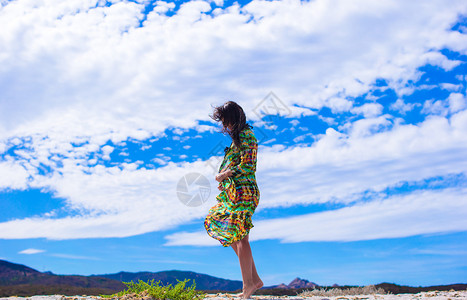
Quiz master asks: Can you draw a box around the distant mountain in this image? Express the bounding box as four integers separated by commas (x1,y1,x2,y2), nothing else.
0,260,243,296
0,260,42,284
2,259,467,297
374,282,467,294
0,260,125,297
93,270,242,291
265,277,319,289
288,277,319,289
261,278,467,296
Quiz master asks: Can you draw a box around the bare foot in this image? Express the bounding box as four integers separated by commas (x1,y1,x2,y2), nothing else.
239,279,263,299
255,279,264,290
241,283,258,299
233,290,245,298
235,279,263,298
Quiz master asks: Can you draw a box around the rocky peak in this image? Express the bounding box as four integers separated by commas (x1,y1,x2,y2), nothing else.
288,277,318,289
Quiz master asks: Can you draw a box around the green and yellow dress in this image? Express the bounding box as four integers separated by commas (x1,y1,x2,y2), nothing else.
204,125,260,247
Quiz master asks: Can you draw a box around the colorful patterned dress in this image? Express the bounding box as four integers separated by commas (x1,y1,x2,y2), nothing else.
204,125,260,247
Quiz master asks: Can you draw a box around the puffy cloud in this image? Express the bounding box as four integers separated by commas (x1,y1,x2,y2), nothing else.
0,158,222,239
0,0,466,241
448,92,466,113
253,110,467,209
101,145,114,160
0,0,466,146
351,103,384,118
1,109,467,239
421,92,467,116
0,158,30,190
390,98,419,114
422,99,449,116
164,186,467,245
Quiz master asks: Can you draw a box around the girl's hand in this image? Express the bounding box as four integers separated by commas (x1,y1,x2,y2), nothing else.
215,172,226,182
215,168,232,182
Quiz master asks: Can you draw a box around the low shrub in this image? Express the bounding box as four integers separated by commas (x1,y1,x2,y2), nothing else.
101,278,206,300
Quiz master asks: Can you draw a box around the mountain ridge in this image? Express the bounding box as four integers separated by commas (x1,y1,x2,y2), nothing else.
266,277,319,289
1,259,467,297
92,269,243,291
0,259,245,296
0,259,125,297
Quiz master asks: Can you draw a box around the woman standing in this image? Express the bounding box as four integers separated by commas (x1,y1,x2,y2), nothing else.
204,101,263,299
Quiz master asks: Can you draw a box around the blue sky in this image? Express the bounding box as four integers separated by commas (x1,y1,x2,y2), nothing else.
1,0,467,288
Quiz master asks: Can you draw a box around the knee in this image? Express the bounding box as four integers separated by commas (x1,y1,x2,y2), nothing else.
232,235,249,249
232,240,244,249
238,238,249,248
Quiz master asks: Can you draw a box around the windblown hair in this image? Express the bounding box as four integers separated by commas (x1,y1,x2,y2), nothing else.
210,101,252,149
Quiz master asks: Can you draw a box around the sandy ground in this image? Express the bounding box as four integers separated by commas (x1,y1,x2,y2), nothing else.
1,290,467,300
204,290,467,300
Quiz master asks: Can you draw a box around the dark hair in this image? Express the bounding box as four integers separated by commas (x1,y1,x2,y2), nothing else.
210,101,252,149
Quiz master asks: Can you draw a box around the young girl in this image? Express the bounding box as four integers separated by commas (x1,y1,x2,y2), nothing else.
204,101,264,299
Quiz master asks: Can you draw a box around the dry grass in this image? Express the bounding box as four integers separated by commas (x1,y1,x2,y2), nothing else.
298,285,388,297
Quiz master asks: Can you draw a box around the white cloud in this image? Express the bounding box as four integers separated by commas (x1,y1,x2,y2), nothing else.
153,1,176,14
441,83,462,92
409,247,467,256
325,97,353,113
345,114,392,138
1,109,467,240
0,0,466,241
0,0,465,146
0,158,225,239
50,253,100,260
165,230,219,247
422,99,449,116
164,187,467,246
351,103,383,118
19,248,45,255
421,92,466,116
421,51,462,71
289,120,299,127
448,92,466,113
101,145,114,160
293,133,313,143
390,98,419,114
0,158,30,190
254,110,467,209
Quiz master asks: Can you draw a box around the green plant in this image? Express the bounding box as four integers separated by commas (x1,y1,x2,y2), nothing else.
101,278,206,300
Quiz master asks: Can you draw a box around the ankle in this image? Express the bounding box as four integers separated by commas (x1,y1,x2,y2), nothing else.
243,280,255,287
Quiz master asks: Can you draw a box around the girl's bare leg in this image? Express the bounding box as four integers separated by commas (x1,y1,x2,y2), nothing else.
231,243,263,289
230,234,263,298
232,242,262,289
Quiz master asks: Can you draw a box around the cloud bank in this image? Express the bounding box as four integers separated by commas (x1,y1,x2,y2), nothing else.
0,0,466,243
